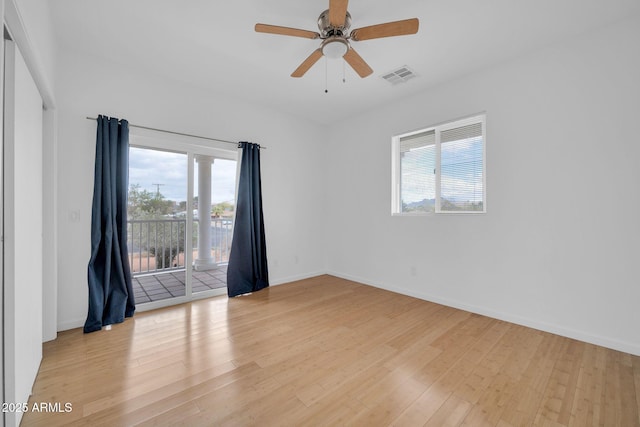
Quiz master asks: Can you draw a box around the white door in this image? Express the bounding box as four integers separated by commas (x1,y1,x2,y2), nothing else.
3,37,44,427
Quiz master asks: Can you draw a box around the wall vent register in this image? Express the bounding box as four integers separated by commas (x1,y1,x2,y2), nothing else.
382,66,417,85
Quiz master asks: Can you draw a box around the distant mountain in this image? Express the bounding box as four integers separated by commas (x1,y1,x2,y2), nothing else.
403,199,435,212
403,198,483,212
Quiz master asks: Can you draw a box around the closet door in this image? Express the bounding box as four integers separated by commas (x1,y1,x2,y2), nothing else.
3,38,44,427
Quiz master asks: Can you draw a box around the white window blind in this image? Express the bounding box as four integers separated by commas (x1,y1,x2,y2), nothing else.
400,130,435,213
440,122,484,212
393,114,485,215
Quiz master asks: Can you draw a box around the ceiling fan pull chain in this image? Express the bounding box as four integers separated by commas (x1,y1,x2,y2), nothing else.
343,59,346,83
325,57,329,93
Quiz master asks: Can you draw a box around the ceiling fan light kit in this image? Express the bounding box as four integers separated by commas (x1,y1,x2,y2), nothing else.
322,37,349,58
255,0,419,79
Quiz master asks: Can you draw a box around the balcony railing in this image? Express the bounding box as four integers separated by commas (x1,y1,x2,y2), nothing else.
127,217,233,275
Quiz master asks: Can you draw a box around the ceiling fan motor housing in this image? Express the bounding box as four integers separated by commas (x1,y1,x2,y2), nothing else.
318,9,351,37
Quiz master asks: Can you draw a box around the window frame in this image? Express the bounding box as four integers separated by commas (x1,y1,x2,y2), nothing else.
392,113,486,215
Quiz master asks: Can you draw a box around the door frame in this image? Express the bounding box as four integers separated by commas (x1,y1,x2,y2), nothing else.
2,2,57,426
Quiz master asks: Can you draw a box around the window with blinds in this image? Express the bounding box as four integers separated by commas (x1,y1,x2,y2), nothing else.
392,114,485,214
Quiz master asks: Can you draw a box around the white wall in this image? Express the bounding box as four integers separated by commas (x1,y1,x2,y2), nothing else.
55,50,327,330
325,15,640,355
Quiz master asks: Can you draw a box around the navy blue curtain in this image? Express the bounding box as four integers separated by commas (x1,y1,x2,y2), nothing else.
227,142,269,297
84,115,135,333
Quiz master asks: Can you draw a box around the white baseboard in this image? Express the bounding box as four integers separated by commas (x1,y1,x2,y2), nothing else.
326,270,640,357
57,317,85,332
270,271,327,286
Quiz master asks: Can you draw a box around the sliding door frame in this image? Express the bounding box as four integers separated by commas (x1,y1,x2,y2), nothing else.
130,127,237,312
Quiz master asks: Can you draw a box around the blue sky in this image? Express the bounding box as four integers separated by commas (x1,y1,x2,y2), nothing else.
128,147,237,204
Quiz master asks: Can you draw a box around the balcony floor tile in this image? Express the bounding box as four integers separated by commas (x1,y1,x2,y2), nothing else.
132,265,227,304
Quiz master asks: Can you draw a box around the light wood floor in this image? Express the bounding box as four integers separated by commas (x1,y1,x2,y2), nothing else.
22,275,640,426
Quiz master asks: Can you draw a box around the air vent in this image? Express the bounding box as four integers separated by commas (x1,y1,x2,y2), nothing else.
381,66,417,85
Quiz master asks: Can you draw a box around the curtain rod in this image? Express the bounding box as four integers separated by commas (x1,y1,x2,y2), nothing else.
85,117,266,149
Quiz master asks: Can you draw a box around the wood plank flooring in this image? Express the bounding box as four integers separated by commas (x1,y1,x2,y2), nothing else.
21,275,640,426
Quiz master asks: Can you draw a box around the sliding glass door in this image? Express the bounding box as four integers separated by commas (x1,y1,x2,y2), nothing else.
128,146,189,304
127,129,237,310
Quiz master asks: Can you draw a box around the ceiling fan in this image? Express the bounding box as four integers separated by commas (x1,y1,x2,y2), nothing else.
255,0,419,78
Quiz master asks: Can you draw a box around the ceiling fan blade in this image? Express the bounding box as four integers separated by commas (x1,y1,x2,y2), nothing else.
329,0,349,28
350,18,419,41
291,49,324,78
343,47,373,78
255,23,320,39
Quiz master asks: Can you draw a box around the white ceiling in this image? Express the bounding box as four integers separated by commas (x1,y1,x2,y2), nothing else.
50,0,640,125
